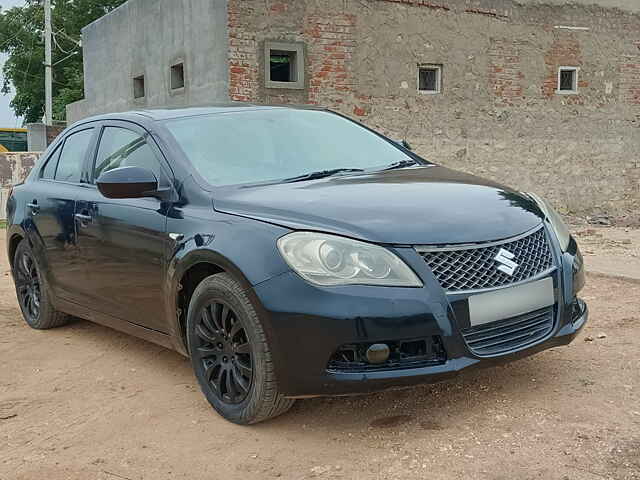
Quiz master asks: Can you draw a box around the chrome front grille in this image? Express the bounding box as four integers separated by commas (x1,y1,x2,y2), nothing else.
416,225,553,292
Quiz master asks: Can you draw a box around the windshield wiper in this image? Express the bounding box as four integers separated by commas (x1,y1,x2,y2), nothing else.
282,168,365,183
381,159,419,171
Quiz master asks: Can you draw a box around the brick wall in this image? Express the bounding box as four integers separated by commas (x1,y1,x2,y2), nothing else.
542,33,584,104
305,13,357,109
227,0,640,222
228,0,260,102
46,125,65,146
620,59,640,106
489,39,525,106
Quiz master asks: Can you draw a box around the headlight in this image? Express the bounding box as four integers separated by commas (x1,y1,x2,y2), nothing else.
527,193,571,251
277,232,423,287
573,248,585,295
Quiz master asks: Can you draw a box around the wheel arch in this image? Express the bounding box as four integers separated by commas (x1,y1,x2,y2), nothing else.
7,229,26,269
171,249,256,356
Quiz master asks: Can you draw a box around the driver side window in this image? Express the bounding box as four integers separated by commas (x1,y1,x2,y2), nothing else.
94,127,167,186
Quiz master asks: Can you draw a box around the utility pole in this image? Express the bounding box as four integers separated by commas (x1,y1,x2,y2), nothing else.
44,0,53,126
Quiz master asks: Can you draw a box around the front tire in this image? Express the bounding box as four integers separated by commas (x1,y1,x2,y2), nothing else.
13,240,71,329
186,273,295,424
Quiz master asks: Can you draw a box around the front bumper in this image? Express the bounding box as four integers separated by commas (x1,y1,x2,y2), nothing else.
251,236,588,398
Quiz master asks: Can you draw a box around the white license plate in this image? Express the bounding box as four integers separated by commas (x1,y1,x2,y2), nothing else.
468,277,555,327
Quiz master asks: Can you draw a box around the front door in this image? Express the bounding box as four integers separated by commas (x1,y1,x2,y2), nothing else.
74,122,173,333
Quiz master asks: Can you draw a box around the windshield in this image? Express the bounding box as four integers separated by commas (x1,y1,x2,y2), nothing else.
164,109,418,186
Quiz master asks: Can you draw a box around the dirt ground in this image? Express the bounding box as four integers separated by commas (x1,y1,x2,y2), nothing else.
572,226,640,283
1,231,639,480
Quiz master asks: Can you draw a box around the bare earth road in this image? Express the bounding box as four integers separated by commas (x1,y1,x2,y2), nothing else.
1,232,638,480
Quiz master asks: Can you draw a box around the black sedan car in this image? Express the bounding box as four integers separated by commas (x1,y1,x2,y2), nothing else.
6,105,587,424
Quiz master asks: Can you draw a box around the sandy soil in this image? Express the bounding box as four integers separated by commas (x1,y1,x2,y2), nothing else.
1,233,638,480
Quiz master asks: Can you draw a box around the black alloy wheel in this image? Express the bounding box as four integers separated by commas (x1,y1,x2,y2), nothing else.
192,301,254,404
186,273,295,424
12,240,70,329
15,248,42,323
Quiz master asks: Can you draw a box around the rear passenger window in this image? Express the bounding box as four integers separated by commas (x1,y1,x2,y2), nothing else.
40,146,61,179
55,129,94,183
94,127,166,185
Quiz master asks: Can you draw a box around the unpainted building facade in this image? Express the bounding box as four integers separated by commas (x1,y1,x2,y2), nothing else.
67,0,640,220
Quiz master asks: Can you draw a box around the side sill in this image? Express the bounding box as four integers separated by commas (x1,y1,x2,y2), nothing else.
56,297,175,351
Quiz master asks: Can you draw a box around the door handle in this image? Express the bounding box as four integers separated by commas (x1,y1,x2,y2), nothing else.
27,200,39,214
74,213,93,226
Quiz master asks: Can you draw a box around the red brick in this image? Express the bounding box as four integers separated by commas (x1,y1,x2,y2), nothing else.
620,59,640,105
353,106,366,116
270,2,287,14
542,34,583,101
488,38,525,105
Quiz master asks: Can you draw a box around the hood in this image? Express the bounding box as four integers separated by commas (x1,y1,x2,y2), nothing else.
213,166,544,245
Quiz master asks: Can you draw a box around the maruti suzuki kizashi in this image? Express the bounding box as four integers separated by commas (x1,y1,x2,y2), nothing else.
6,105,587,424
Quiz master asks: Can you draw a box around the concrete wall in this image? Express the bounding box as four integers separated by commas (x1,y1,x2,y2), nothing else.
228,0,640,221
26,124,47,152
68,0,639,220
67,0,229,122
529,0,640,13
0,152,39,189
26,123,65,151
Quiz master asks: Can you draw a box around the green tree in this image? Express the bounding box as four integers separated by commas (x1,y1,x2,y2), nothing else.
0,0,126,124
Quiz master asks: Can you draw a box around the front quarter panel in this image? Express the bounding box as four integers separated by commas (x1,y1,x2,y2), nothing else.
165,203,292,354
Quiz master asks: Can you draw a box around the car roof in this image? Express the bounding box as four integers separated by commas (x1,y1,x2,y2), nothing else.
74,103,328,125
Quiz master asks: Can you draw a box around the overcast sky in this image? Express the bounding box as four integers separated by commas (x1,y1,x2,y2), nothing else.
1,0,26,127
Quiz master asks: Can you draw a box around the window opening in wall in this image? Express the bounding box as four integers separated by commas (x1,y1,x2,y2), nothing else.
133,75,145,99
270,50,297,83
418,65,442,93
171,63,185,90
557,67,578,94
264,41,305,90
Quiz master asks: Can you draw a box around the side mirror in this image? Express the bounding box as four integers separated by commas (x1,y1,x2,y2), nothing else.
96,166,159,199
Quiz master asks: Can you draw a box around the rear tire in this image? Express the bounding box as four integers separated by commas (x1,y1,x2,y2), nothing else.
186,273,295,424
13,240,71,329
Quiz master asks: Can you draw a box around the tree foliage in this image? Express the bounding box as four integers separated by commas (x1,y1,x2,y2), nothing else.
0,0,126,124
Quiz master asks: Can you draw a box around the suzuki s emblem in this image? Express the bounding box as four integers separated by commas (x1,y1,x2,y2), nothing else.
494,248,519,276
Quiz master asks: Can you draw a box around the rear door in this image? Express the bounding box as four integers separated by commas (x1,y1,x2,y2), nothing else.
74,121,173,332
25,126,97,303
